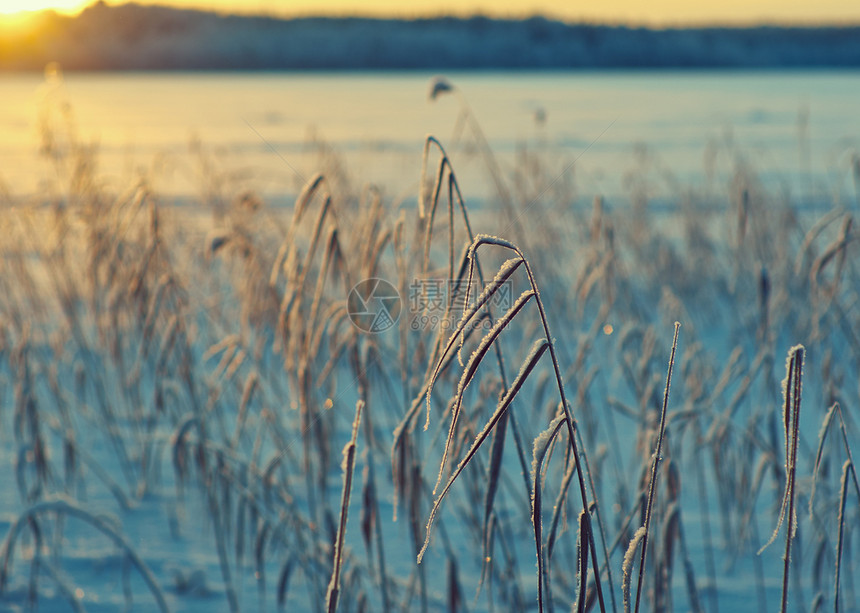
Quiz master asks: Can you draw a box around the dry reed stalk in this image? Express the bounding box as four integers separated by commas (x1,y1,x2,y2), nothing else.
574,508,591,613
532,413,567,612
395,141,534,561
325,400,364,613
276,557,296,610
230,371,259,450
417,308,541,563
0,496,169,613
623,526,647,613
269,173,326,288
794,208,845,277
810,403,860,513
425,161,531,612
415,231,612,611
430,287,534,493
834,459,854,613
545,438,579,562
758,345,804,613
809,402,859,612
446,555,465,612
633,322,680,613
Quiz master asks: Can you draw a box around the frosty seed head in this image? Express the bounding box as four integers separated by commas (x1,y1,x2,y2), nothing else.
428,76,453,101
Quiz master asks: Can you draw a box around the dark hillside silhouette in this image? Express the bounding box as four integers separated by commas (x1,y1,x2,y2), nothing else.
2,1,859,70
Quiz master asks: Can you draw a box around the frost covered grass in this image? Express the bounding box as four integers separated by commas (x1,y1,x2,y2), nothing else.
0,92,859,613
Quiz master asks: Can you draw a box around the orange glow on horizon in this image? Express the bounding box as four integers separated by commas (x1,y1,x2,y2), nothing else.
0,1,90,15
0,0,858,25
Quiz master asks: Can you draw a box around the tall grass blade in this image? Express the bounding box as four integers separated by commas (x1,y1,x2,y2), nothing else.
758,345,803,613
418,336,548,563
532,413,567,613
633,322,680,613
835,459,854,613
432,289,536,495
325,400,364,613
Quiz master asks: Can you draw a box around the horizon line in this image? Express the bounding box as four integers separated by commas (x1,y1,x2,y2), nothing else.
9,1,860,30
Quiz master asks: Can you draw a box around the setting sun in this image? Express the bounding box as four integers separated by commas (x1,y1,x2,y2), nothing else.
0,1,89,14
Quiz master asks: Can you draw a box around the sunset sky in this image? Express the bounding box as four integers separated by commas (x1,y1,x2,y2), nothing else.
1,0,859,25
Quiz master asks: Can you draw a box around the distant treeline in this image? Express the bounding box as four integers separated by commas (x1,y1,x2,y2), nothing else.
3,1,860,70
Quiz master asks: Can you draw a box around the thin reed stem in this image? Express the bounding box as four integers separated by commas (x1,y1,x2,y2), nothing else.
326,400,364,613
633,322,680,613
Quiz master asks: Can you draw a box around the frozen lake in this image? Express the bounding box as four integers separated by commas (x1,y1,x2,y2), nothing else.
2,70,859,203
